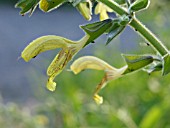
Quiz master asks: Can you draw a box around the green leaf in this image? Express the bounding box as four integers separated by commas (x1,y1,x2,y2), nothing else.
15,0,40,16
105,15,130,45
47,0,66,11
80,19,112,45
143,63,162,74
162,53,170,75
39,0,65,12
122,54,154,74
130,0,150,12
106,24,125,45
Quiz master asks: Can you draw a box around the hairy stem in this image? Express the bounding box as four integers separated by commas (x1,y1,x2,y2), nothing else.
97,0,169,56
130,18,169,56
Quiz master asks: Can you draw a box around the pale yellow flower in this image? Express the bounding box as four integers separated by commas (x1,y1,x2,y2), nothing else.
70,56,127,104
21,35,90,91
95,2,113,21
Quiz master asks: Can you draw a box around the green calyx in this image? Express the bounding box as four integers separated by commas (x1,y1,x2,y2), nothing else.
122,54,156,74
80,19,112,46
105,14,131,45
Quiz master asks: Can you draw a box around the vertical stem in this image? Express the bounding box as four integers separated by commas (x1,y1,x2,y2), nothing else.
130,18,169,56
97,0,169,56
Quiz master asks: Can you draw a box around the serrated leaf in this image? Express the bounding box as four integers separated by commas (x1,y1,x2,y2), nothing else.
39,0,65,12
130,0,150,12
122,54,154,74
15,0,40,15
162,53,170,75
80,19,112,45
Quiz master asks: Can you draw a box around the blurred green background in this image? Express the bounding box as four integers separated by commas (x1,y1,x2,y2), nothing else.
0,0,170,128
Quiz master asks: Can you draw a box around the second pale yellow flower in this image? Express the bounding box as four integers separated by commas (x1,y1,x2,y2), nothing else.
70,56,127,104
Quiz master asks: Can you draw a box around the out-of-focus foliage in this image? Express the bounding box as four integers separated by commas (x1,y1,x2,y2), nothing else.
1,65,170,127
1,0,170,128
0,98,48,128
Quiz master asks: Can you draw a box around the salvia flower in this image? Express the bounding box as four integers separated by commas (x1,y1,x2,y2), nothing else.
94,2,113,21
21,34,90,91
70,56,128,104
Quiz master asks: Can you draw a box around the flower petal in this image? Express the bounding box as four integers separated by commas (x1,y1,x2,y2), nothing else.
21,35,76,62
46,75,56,91
94,2,102,15
47,48,71,76
94,2,113,21
46,47,78,91
93,94,103,105
46,35,90,91
76,1,92,21
106,66,128,80
70,56,117,74
100,11,109,21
